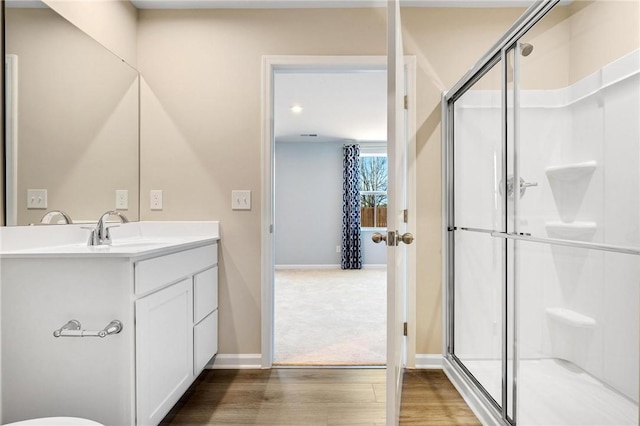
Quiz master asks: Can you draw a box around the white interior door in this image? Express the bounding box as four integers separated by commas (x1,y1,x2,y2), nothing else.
386,1,411,424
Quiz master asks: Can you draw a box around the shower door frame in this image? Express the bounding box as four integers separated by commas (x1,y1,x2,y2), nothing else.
441,1,561,425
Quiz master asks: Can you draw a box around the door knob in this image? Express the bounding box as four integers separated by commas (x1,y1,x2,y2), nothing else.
399,232,414,245
372,231,414,246
372,232,387,244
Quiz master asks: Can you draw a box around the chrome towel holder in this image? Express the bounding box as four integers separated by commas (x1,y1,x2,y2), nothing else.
53,319,123,338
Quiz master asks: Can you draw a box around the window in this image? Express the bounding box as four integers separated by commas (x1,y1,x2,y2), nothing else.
360,154,387,229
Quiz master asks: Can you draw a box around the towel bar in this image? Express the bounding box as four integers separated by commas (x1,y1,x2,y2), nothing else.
53,319,123,338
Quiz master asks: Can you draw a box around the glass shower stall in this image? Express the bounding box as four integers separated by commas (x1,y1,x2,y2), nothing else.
442,0,640,424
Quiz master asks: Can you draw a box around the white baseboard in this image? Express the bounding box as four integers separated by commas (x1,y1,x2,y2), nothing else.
414,354,443,369
362,264,386,269
209,353,442,370
207,354,263,369
275,264,386,270
275,264,341,270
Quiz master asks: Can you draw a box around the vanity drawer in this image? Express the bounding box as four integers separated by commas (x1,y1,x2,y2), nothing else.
135,243,217,295
194,309,218,375
194,266,218,323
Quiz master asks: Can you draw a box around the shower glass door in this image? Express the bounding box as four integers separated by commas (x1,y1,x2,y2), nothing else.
451,59,507,411
513,3,640,424
445,1,639,425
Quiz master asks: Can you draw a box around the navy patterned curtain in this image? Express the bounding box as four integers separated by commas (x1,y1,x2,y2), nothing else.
341,144,362,269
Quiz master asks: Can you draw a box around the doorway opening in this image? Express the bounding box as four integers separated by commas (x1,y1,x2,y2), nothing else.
261,55,416,370
272,69,388,366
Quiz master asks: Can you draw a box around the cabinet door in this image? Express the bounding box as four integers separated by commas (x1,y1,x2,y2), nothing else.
136,278,193,426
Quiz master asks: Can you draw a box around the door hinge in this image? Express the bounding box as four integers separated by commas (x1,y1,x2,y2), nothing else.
403,209,408,223
404,95,408,110
403,322,408,336
269,224,274,233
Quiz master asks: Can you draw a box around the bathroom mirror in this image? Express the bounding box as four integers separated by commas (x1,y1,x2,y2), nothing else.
4,1,139,225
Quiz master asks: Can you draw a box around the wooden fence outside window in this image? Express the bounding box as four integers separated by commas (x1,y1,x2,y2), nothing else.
361,207,387,228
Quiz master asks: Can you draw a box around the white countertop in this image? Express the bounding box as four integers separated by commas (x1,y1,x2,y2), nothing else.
0,221,219,258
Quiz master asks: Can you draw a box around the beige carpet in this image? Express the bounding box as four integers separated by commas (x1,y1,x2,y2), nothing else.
274,268,386,366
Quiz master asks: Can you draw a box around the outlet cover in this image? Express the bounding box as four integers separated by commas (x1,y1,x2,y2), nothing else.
116,190,129,210
27,189,47,209
232,190,251,210
150,190,163,210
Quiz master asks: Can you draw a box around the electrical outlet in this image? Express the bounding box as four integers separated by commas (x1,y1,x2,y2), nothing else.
150,190,163,210
231,190,251,210
116,190,128,210
336,245,341,253
27,189,47,209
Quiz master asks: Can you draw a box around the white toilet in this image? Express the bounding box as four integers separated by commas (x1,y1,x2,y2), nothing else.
4,417,103,425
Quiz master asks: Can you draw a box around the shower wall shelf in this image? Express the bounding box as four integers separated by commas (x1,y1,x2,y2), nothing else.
546,307,596,328
545,221,598,239
545,161,597,181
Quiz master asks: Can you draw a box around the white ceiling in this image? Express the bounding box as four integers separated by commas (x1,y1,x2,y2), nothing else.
274,71,387,143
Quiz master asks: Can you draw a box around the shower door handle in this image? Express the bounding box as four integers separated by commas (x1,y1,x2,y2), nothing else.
501,176,538,198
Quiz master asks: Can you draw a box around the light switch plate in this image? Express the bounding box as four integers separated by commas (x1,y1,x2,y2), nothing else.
232,190,251,210
116,190,129,210
150,190,163,210
27,189,47,209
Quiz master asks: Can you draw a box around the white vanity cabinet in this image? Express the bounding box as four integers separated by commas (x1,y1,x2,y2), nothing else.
134,244,218,426
0,226,219,426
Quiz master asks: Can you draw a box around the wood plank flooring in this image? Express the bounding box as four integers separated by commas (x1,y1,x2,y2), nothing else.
160,368,480,425
400,370,481,425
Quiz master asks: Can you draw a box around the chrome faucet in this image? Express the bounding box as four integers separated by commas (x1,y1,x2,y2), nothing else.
85,210,129,246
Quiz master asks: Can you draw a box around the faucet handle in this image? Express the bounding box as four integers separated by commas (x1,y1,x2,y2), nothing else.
80,226,99,246
103,223,122,244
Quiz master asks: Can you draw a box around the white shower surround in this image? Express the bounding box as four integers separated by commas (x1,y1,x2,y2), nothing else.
453,48,640,416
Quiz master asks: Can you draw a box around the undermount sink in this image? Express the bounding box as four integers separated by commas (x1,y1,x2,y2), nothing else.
92,239,175,249
72,234,214,255
114,240,173,247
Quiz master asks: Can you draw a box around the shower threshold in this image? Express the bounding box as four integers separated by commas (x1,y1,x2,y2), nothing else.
462,358,637,425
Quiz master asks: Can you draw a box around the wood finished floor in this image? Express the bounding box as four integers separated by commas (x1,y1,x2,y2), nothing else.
160,369,480,425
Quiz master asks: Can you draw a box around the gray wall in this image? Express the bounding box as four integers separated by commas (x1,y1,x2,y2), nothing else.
361,229,387,266
275,141,386,266
275,141,343,266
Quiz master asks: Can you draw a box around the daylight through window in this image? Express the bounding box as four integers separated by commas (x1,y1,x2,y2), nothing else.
360,154,387,229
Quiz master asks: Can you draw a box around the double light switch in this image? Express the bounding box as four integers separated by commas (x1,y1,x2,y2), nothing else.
232,190,251,210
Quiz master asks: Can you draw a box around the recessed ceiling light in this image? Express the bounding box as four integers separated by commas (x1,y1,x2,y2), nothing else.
290,105,303,114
